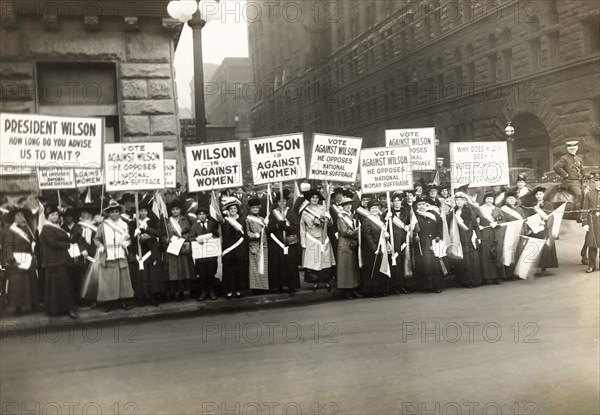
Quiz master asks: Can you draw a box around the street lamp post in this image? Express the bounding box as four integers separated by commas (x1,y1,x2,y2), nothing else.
168,0,208,143
505,121,515,166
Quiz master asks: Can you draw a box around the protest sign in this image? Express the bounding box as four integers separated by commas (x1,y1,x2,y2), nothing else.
0,163,33,175
164,159,177,189
74,168,103,188
185,142,243,192
449,141,510,190
360,147,413,194
37,167,76,190
308,133,362,182
248,133,306,185
104,143,165,191
1,113,103,168
385,128,436,170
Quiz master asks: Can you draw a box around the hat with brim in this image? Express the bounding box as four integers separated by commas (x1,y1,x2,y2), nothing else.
391,191,404,201
247,197,261,208
505,190,518,200
6,206,31,223
483,192,495,201
531,186,547,195
304,189,324,202
44,204,61,217
118,193,134,204
168,199,184,212
337,197,354,207
565,140,579,147
454,192,469,200
415,195,428,204
103,201,126,214
367,200,382,209
222,196,241,211
589,171,600,181
196,206,210,214
77,203,98,216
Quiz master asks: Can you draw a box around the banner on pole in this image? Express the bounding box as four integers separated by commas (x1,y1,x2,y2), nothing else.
74,168,103,188
308,133,362,182
248,133,306,185
1,113,103,168
104,143,165,191
164,159,177,189
185,142,243,192
37,167,76,190
385,128,436,171
449,141,510,190
360,146,413,194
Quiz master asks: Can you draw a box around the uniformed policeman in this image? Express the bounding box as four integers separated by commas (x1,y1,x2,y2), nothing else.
553,140,585,209
582,171,600,273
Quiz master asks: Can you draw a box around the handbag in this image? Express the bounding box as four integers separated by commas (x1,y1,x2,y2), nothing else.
285,234,299,245
349,239,359,251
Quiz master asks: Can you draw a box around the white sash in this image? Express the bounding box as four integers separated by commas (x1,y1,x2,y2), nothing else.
534,204,549,221
103,219,128,260
121,213,132,222
44,221,69,237
272,208,290,226
10,223,31,245
246,215,266,228
392,216,407,231
478,205,497,225
364,214,385,231
225,216,244,235
501,205,524,221
247,215,266,273
339,212,355,230
454,210,469,232
169,216,183,237
416,210,437,222
356,207,369,218
222,236,244,257
78,220,97,245
270,233,289,255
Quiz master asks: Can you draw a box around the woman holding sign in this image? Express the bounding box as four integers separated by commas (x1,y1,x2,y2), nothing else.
476,192,506,284
221,197,248,299
93,201,135,312
165,200,195,301
413,196,445,293
360,199,391,297
300,190,335,292
336,197,361,299
246,197,270,292
1,207,35,315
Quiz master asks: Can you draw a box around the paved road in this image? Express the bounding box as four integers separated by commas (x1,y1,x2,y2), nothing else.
1,222,598,415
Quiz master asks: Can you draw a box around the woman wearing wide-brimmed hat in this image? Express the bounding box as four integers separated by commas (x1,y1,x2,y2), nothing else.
336,197,361,299
39,204,79,319
245,197,269,292
1,206,36,315
525,186,559,276
93,201,135,312
475,192,506,284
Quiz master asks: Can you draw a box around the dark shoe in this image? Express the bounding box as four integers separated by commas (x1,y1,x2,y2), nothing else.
325,283,332,293
540,268,547,277
104,303,113,313
312,283,319,292
276,286,284,293
121,300,131,311
68,310,79,320
198,290,208,301
235,291,242,298
586,268,596,273
226,292,233,300
209,289,217,300
351,290,363,299
176,292,185,302
468,284,473,289
344,290,353,300
149,296,160,307
493,279,500,285
581,257,589,265
288,288,296,297
435,289,442,293
15,307,22,316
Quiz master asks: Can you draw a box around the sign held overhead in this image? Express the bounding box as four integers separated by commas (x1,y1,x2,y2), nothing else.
308,133,362,183
385,127,436,171
185,142,243,192
104,143,165,191
360,146,414,194
248,133,306,185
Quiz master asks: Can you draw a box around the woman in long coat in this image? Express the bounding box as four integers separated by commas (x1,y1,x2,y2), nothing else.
582,173,600,273
245,197,269,291
447,192,482,288
165,199,195,301
70,203,98,304
527,186,559,276
266,191,300,296
221,197,248,299
360,200,390,296
1,207,35,315
93,201,135,312
39,204,78,318
336,197,361,299
413,196,445,293
476,192,506,284
300,190,335,291
131,200,164,306
388,192,409,294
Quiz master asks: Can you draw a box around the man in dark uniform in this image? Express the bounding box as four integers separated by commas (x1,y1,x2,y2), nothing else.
582,172,600,273
553,140,585,209
436,157,451,184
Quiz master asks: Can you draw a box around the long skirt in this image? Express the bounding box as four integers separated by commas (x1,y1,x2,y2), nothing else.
302,235,335,271
133,260,165,298
269,244,301,289
222,250,247,292
479,229,506,280
166,253,194,281
45,266,74,315
6,268,33,308
97,260,134,302
361,251,390,294
414,250,445,290
248,240,269,290
453,250,483,286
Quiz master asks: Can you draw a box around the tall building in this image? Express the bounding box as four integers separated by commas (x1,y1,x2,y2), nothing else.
248,0,600,174
205,57,253,139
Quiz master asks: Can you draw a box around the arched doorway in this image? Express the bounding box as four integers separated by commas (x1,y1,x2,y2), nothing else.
510,113,552,177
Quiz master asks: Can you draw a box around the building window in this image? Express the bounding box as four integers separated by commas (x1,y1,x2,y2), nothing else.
548,31,560,65
546,0,559,25
583,19,599,55
487,35,498,83
501,28,512,80
350,15,359,39
454,48,463,90
407,14,415,49
424,15,432,41
365,2,376,28
529,38,541,71
337,24,345,48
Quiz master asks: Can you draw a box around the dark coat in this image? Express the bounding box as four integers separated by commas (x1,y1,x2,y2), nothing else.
583,188,600,248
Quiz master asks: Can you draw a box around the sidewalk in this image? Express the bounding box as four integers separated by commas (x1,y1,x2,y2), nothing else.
0,282,337,336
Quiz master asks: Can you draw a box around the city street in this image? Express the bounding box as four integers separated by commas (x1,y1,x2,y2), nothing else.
1,222,598,415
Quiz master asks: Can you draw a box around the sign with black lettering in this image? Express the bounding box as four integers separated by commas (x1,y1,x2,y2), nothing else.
37,167,76,190
385,128,436,170
1,113,103,168
449,141,510,190
185,142,242,192
360,147,413,194
104,143,165,191
308,133,362,182
248,133,306,185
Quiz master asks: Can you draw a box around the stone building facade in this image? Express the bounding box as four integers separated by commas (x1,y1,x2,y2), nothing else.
0,0,186,180
248,0,600,176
